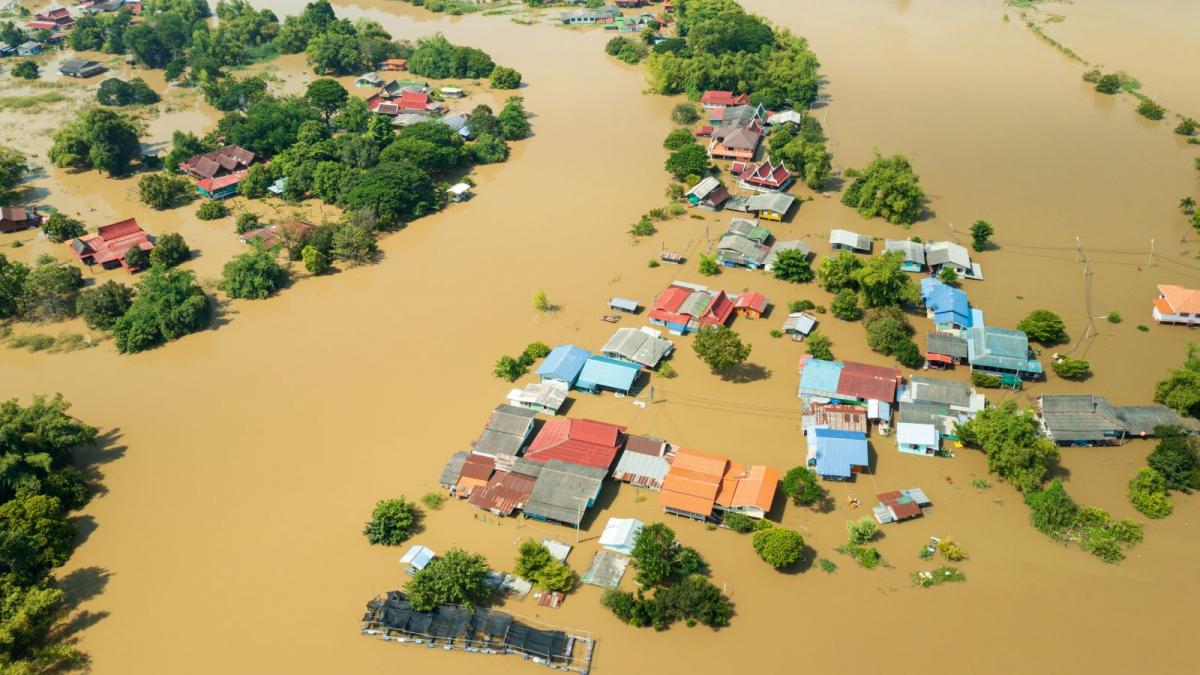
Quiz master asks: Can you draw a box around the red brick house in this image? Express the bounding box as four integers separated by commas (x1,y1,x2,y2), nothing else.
67,218,153,272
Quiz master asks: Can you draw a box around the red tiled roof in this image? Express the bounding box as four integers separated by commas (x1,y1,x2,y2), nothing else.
524,418,626,470
468,470,537,515
70,218,152,268
734,292,768,314
459,454,496,481
181,146,255,179
838,361,902,403
700,91,748,107
26,21,58,30
742,160,790,188
879,491,922,521
398,91,429,110
196,171,247,194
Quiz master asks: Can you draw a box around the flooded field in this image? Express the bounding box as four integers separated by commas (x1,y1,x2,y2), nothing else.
3,1,1200,673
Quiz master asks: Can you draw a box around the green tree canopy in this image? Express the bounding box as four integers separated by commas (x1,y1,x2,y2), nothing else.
363,497,420,546
219,248,288,300
407,33,495,79
840,153,926,225
1017,309,1068,345
1146,428,1200,492
957,400,1060,493
111,266,210,353
665,143,709,180
489,66,522,89
691,325,751,372
854,251,917,308
75,280,134,330
0,146,28,206
150,232,190,268
817,251,862,292
49,108,142,176
752,526,805,568
405,548,491,612
771,248,814,283
304,77,349,120
40,213,86,244
781,466,826,507
345,162,438,228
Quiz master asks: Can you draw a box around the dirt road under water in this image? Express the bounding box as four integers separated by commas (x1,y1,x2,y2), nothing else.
3,1,1200,673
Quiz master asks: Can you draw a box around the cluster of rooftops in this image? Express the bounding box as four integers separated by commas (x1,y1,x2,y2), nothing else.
4,6,123,73
437,406,780,528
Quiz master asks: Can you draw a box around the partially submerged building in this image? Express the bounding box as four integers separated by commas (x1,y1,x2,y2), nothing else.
600,326,674,369
536,345,591,388
648,282,735,335
797,356,903,420
0,206,41,234
806,427,870,481
733,292,769,320
763,240,812,271
782,311,817,339
598,517,644,555
524,418,626,470
506,380,569,415
1152,284,1200,326
685,176,729,210
470,405,538,458
716,233,771,269
611,435,671,490
523,460,608,527
925,241,979,278
67,217,153,272
1037,395,1127,446
895,422,940,456
926,331,969,369
467,459,541,517
829,229,872,253
962,315,1043,381
180,145,256,199
873,488,931,524
884,239,926,272
920,277,973,332
658,447,778,521
576,356,641,395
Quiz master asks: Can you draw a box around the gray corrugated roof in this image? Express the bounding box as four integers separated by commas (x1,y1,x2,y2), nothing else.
898,401,952,426
488,405,537,434
717,233,769,265
600,327,673,368
885,239,926,264
908,376,972,407
830,229,870,251
612,450,670,489
523,460,607,525
1040,395,1126,441
438,451,469,487
925,241,971,268
1113,405,1200,436
927,332,968,359
746,192,795,215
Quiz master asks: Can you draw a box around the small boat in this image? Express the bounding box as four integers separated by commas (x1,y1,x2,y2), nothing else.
601,315,622,323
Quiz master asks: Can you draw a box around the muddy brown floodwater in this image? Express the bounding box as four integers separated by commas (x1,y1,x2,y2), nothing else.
2,1,1200,673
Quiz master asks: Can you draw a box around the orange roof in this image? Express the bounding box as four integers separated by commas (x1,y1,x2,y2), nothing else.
717,465,779,512
1158,285,1200,314
659,447,727,517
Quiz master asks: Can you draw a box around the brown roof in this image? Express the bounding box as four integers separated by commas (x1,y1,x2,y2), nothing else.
181,145,255,179
0,207,29,221
878,491,923,521
459,454,496,481
624,434,667,457
468,470,537,515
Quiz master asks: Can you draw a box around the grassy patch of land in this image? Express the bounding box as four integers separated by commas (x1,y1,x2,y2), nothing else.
0,92,70,111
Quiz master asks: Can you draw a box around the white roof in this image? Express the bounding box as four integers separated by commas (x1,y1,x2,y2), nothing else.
925,241,972,268
767,110,804,125
541,539,572,562
885,239,926,264
783,312,816,335
599,518,644,551
506,380,568,413
399,544,436,569
896,422,939,446
830,229,871,251
686,176,720,199
448,182,471,195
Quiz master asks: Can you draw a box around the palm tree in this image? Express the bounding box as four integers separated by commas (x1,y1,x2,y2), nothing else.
1182,197,1197,214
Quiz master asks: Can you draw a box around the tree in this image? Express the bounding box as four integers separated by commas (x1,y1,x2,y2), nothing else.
75,280,134,330
1017,309,1068,345
304,78,349,121
123,245,150,272
630,522,677,587
1146,429,1200,491
692,325,751,372
220,248,288,299
1181,197,1197,214
1154,345,1200,417
781,466,826,507
469,133,509,164
665,143,709,180
663,128,696,152
493,355,525,382
752,526,805,569
846,517,878,545
489,66,522,89
671,102,700,125
49,108,142,176
0,253,29,319
407,34,494,79
40,213,86,243
150,232,190,268
830,288,862,321
19,259,81,322
164,130,214,173
0,494,76,581
138,173,194,209
235,212,262,235
652,575,732,628
697,253,720,276
722,512,755,533
111,266,210,353
513,540,575,592
330,222,378,265
957,400,1060,493
937,267,958,285
532,289,551,312
604,36,647,64
498,96,531,140
216,98,320,157
970,220,994,252
805,330,833,360
345,161,438,228
1176,118,1198,136
1023,479,1079,536
363,497,419,545
0,145,27,206
894,339,924,369
405,548,491,612
1052,357,1090,380
301,245,331,275
854,251,916,308
841,153,926,225
12,60,38,79
533,559,576,593
383,121,467,173
865,307,913,355
1127,467,1172,519
817,251,862,292
1095,73,1121,94
772,248,814,283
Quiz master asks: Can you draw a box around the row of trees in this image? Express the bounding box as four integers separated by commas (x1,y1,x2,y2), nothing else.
0,395,100,672
1127,427,1200,519
767,115,832,190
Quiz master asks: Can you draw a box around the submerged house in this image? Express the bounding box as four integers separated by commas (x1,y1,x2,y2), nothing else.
733,159,792,192
830,229,872,253
699,90,749,109
536,345,591,388
920,277,973,333
506,380,569,415
523,460,608,527
963,316,1043,381
885,239,926,272
733,292,769,320
470,405,538,458
806,427,870,481
600,326,674,369
453,453,496,500
925,241,976,278
559,7,620,24
612,435,671,490
368,89,432,116
685,176,729,210
467,458,541,517
782,311,817,338
726,218,771,245
709,104,765,127
716,233,771,269
180,145,255,199
1112,405,1200,437
58,59,104,78
803,403,868,434
895,422,940,456
873,488,931,524
575,356,641,395
598,517,644,555
797,356,903,420
438,452,469,490
744,192,796,221
926,331,969,369
1152,284,1200,326
67,218,153,272
658,447,778,521
0,207,41,234
707,123,762,161
648,282,735,335
524,418,626,471
1037,395,1127,446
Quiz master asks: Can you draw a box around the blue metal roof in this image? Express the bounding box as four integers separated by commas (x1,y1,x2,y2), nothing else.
812,428,869,478
576,356,640,393
536,345,591,385
799,358,843,396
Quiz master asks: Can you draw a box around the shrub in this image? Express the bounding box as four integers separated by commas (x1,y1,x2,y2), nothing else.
1127,467,1172,519
12,60,38,79
830,288,862,321
630,216,656,237
722,512,755,533
302,245,331,275
41,213,86,243
493,355,526,381
698,254,720,276
1176,118,1198,136
971,371,1002,388
235,212,261,235
111,266,209,353
196,201,230,220
840,153,925,225
489,66,522,89
1106,311,1121,324
149,232,190,268
533,289,551,312
789,299,815,312
671,102,700,125
936,538,967,561
523,341,551,360
420,492,445,510
1052,357,1090,380
1095,73,1121,94
657,362,677,379
1137,99,1166,121
817,558,837,573
1146,430,1200,491
847,517,878,545
663,128,696,152
363,497,420,546
937,267,958,284
405,548,490,612
752,527,805,569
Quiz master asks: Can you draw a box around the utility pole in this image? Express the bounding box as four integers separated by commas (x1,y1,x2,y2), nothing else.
1148,238,1155,269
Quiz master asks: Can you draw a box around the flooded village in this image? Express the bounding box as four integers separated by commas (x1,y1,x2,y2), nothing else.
3,1,1200,674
